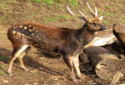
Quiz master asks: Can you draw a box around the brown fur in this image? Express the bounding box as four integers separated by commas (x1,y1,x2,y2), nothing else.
7,18,106,82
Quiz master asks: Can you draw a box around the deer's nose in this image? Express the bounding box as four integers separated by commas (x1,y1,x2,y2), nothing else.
101,27,107,30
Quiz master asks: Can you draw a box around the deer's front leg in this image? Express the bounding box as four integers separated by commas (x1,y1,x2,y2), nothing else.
72,55,82,79
62,55,78,82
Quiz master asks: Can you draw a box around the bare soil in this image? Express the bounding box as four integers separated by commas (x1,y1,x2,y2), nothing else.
0,0,125,85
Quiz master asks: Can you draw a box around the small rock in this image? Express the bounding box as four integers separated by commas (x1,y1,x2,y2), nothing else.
24,83,29,85
33,82,38,85
53,78,58,81
91,82,96,85
119,84,125,85
30,69,38,73
3,80,8,83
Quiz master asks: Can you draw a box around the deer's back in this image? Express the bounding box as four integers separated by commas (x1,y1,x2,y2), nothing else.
7,22,78,54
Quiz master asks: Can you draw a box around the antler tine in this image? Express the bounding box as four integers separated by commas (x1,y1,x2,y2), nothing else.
67,5,87,23
78,10,86,17
86,2,96,17
95,7,98,17
78,10,88,20
67,5,76,16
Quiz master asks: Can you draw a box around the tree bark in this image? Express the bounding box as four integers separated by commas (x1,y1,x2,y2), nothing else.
83,46,125,80
113,23,125,51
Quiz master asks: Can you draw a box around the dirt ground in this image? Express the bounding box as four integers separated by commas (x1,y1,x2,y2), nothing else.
0,0,125,85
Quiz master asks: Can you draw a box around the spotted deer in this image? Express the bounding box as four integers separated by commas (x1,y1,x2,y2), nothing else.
7,3,106,82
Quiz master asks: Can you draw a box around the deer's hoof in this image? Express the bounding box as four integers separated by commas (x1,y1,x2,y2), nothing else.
7,71,13,76
20,66,29,72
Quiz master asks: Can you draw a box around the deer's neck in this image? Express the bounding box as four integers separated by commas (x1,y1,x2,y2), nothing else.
75,25,95,45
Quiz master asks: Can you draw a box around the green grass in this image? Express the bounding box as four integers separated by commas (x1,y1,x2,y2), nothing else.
88,0,93,2
67,0,78,5
0,29,3,34
105,12,111,16
26,0,78,5
0,0,11,9
0,14,12,24
113,12,117,16
0,64,6,74
116,0,125,2
106,6,112,9
43,14,76,23
0,69,6,74
103,20,109,24
44,16,59,23
45,0,54,5
0,55,9,61
58,15,72,20
0,1,13,24
1,64,5,69
119,19,125,23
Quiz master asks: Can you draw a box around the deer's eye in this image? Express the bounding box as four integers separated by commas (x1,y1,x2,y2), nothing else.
93,23,96,26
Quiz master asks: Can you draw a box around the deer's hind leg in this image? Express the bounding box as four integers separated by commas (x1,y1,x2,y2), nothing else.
7,45,29,76
18,46,31,71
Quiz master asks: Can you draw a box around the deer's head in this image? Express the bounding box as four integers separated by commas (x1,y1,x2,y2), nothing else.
67,2,107,31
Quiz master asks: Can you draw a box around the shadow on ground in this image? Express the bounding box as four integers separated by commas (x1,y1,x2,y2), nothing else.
0,48,63,76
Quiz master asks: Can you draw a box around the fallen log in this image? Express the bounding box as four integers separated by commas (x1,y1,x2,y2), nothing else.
83,31,117,49
110,40,124,53
110,71,123,85
79,31,117,63
113,23,125,51
83,46,125,80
